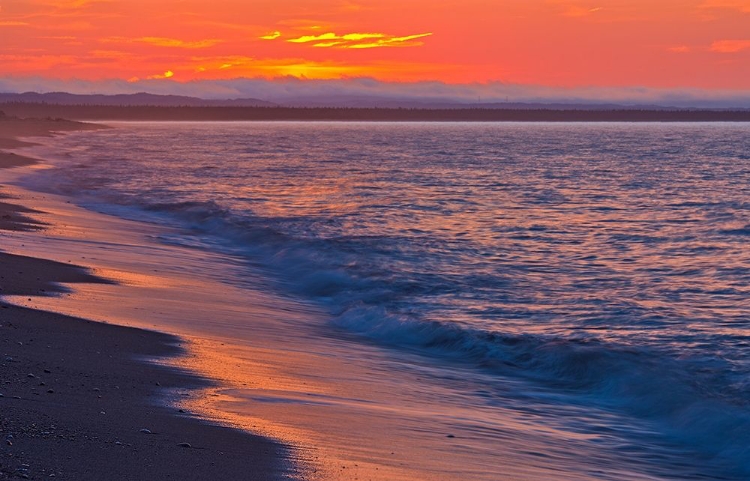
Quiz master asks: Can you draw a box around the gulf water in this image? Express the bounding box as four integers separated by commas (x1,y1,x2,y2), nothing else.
17,122,750,480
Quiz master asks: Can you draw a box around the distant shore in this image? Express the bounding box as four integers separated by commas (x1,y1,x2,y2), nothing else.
3,102,750,122
0,118,288,480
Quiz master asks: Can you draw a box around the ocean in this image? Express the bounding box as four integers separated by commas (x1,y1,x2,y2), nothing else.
13,121,750,480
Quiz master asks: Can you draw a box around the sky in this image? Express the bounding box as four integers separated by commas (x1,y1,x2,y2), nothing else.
1,0,750,102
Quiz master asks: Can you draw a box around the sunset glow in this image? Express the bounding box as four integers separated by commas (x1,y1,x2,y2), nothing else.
1,0,749,88
2,2,750,480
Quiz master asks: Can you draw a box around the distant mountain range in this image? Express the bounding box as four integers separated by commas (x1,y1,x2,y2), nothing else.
2,90,750,112
0,92,276,108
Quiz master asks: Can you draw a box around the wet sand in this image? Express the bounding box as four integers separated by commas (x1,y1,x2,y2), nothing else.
0,118,289,480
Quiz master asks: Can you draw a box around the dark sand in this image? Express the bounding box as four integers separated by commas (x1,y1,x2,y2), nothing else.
0,118,290,480
0,201,44,232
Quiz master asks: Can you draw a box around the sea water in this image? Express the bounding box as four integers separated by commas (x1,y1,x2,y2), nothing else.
13,122,750,480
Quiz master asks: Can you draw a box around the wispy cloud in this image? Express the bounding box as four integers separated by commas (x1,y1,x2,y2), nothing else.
286,31,432,49
562,5,603,17
176,56,382,79
40,0,113,9
189,55,255,73
699,0,750,14
260,31,281,40
146,70,174,80
0,5,29,27
140,37,222,48
288,32,372,43
348,33,433,49
710,39,750,52
102,36,222,49
312,41,345,48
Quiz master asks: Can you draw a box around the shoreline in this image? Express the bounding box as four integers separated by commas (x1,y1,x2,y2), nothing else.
0,119,291,480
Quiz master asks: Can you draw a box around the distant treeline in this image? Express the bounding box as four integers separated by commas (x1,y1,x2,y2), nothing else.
3,102,750,122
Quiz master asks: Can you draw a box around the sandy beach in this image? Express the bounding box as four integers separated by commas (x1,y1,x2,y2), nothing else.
0,117,288,480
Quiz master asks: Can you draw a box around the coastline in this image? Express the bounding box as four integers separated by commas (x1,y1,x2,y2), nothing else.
0,119,291,480
4,103,750,122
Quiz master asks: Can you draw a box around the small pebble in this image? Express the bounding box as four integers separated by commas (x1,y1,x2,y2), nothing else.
44,369,51,374
27,374,35,378
446,434,455,438
177,442,192,448
47,389,54,394
139,429,152,434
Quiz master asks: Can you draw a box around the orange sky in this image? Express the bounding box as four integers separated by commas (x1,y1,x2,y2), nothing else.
1,0,750,89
